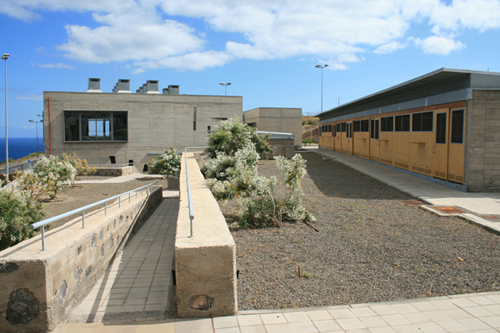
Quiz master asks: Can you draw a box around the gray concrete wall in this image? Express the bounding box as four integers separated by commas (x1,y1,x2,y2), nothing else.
466,90,500,191
175,153,237,318
244,107,302,147
43,92,243,169
0,185,162,332
267,138,295,159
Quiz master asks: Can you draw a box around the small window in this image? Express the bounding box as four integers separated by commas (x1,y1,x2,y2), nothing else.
451,109,464,144
436,112,446,144
193,107,197,131
395,115,410,132
381,116,393,132
328,124,332,132
333,125,336,136
336,123,341,133
341,122,346,132
370,119,379,139
353,120,361,132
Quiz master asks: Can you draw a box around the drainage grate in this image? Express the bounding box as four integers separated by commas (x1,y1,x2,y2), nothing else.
434,206,466,214
401,200,425,205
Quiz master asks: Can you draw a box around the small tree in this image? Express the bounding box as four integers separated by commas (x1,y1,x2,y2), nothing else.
22,155,77,200
205,118,273,159
0,190,44,251
148,147,181,178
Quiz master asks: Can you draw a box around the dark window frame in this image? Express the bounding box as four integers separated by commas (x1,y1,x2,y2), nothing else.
380,116,394,132
412,111,433,132
451,109,464,144
64,111,128,142
395,114,410,132
436,112,447,144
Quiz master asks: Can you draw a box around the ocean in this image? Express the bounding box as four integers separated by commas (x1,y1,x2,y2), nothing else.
0,137,45,162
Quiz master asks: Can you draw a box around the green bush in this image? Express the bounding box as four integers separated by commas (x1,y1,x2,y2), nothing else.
0,190,44,251
148,147,181,178
205,118,273,159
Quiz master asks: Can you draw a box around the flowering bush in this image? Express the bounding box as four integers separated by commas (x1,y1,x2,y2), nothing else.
22,155,77,200
0,190,44,251
148,147,181,178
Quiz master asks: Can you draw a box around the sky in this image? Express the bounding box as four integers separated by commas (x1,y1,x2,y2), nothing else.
1,0,500,137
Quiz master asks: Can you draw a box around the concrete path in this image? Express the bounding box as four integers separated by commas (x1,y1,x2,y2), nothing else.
308,147,500,234
76,173,164,184
55,291,500,332
66,196,178,323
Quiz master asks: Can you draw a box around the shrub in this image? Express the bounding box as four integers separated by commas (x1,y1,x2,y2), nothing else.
0,190,44,251
148,147,181,178
61,152,97,177
21,155,77,200
205,118,273,159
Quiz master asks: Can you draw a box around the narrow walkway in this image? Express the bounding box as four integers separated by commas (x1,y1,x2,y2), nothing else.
309,147,500,234
67,196,178,323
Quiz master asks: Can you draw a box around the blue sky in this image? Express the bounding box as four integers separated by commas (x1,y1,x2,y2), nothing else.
1,0,500,137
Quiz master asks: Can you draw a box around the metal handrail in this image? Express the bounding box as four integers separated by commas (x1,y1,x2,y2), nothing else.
29,181,160,251
184,146,209,238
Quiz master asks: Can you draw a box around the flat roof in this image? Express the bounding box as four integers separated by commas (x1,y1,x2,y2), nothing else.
316,68,500,119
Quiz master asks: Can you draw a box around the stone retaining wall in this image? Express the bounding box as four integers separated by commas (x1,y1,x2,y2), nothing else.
0,185,162,332
92,165,138,177
175,153,237,318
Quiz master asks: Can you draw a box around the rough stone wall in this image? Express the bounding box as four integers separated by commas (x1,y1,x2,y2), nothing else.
466,90,500,191
43,92,243,168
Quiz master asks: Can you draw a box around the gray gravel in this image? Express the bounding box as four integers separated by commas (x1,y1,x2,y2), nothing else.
225,152,500,310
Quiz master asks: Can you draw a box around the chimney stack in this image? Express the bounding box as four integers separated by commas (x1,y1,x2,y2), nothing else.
87,78,101,92
113,79,131,93
137,80,159,94
163,85,180,95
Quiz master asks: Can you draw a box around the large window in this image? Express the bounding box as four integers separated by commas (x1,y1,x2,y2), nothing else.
451,109,464,144
412,111,433,132
395,115,410,132
64,111,128,142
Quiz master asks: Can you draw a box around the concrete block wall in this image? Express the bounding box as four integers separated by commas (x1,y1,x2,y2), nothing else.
244,107,303,147
43,92,243,169
466,90,500,191
175,153,237,318
0,185,162,332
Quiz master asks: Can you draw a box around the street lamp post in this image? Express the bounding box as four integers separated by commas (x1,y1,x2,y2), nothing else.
29,117,43,160
2,53,9,181
315,64,328,113
219,82,232,96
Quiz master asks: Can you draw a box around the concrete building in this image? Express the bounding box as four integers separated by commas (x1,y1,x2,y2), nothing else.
317,68,500,192
43,79,242,171
243,107,302,147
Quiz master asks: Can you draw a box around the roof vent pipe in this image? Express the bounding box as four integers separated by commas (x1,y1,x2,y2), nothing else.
113,79,131,93
87,78,101,92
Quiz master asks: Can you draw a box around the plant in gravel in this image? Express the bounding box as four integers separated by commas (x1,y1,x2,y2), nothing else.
21,155,77,201
61,152,97,185
0,190,44,251
205,117,273,159
203,140,314,228
301,272,314,279
147,147,181,178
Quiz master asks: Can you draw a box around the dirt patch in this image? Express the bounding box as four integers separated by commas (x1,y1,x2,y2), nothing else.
208,152,500,310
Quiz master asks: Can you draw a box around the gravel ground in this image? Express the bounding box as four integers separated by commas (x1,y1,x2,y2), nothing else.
40,176,169,229
219,151,500,310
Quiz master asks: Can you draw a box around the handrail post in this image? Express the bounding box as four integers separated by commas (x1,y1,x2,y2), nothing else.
119,196,121,208
105,201,107,215
82,210,85,229
129,192,131,202
41,226,45,251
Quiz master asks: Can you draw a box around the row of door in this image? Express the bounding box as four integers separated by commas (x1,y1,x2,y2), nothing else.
320,108,465,184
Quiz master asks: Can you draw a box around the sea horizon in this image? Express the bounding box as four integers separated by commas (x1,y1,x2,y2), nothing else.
0,137,45,162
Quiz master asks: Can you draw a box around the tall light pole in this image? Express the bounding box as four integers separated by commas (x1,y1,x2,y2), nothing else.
219,82,232,96
2,53,9,181
315,64,328,113
29,116,43,160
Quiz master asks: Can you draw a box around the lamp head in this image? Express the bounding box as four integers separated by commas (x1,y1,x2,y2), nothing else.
325,64,329,68
29,119,34,123
219,82,225,86
227,82,232,86
2,53,9,60
315,65,321,68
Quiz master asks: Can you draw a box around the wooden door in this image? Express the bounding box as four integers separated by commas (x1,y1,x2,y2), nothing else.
432,110,448,180
448,109,465,183
369,118,380,161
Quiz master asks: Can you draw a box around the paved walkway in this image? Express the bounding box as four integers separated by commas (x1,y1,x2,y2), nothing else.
54,152,500,332
67,196,178,323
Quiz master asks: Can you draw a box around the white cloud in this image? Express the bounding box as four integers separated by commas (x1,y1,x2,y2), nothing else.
417,35,466,55
15,94,43,101
2,0,500,71
32,62,77,69
374,41,407,54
